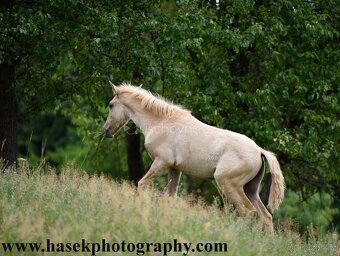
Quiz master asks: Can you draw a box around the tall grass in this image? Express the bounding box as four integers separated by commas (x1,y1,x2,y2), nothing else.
0,165,338,256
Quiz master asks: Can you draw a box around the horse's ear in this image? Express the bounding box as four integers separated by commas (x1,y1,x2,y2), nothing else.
109,80,118,95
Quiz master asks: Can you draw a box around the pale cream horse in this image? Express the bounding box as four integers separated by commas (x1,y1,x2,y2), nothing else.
103,82,285,232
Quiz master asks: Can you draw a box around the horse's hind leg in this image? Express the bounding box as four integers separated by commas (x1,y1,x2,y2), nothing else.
244,162,273,233
214,162,257,217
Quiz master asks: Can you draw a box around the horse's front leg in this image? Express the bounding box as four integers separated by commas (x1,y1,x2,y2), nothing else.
167,170,182,196
138,159,167,192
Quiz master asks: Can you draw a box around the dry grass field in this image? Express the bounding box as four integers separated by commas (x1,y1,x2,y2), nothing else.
0,166,338,255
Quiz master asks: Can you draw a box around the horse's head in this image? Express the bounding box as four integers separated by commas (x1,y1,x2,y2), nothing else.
103,82,129,138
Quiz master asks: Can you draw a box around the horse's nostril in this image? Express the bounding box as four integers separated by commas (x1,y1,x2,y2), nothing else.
103,126,113,138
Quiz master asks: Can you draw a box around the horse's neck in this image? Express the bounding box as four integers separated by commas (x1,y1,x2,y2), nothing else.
124,104,159,135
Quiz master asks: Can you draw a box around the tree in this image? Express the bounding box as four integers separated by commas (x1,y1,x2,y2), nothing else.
0,62,16,168
0,1,16,168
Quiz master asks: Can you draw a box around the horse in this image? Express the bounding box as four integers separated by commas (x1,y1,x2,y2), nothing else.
103,82,285,232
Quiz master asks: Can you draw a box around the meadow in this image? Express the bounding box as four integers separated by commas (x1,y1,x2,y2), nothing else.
0,165,338,256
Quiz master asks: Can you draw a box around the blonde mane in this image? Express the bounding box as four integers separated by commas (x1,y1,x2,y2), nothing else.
116,83,190,118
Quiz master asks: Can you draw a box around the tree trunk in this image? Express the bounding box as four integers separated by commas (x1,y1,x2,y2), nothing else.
1,0,13,9
0,62,17,168
331,191,340,233
125,124,144,185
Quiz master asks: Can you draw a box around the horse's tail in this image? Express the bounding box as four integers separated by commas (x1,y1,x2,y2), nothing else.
261,149,285,211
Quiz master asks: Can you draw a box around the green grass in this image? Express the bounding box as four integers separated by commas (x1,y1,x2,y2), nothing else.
0,166,338,256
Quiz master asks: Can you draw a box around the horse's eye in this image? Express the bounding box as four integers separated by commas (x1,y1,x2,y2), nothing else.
109,103,114,109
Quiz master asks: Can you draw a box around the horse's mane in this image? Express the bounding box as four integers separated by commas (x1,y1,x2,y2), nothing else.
117,83,190,118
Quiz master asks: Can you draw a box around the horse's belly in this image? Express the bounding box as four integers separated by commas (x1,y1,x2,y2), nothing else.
173,139,224,179
175,158,216,179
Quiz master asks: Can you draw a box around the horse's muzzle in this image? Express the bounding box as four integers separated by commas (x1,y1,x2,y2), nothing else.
103,128,113,138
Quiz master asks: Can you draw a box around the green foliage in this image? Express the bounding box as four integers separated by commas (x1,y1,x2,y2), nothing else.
18,112,79,165
278,190,337,234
